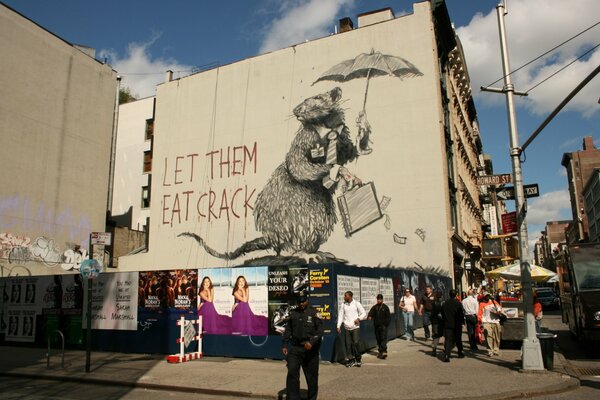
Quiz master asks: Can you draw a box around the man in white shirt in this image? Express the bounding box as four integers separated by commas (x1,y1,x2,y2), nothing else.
337,291,366,367
462,289,479,350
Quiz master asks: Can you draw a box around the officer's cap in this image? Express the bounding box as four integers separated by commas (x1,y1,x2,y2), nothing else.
297,295,308,304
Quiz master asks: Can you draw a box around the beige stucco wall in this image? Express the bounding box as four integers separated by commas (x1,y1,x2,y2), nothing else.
121,2,453,273
0,5,117,276
112,97,154,230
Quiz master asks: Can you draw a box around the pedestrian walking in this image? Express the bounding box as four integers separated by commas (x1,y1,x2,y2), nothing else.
441,289,465,362
367,294,391,359
418,285,434,340
533,291,543,334
477,292,502,356
282,295,323,400
399,288,418,340
430,289,444,357
337,291,366,367
462,289,479,351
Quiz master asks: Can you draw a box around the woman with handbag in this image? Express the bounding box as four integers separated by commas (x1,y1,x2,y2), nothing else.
400,288,418,341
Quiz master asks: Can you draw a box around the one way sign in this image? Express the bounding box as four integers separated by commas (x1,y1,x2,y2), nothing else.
496,184,540,200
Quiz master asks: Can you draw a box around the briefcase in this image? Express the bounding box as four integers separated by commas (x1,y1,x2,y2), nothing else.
337,182,383,237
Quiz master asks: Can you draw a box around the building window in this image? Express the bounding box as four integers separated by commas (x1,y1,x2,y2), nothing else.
143,150,152,173
142,185,150,208
145,119,154,141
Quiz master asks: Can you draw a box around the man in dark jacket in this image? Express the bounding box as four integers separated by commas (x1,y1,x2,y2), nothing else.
441,289,465,362
367,294,391,359
282,295,324,400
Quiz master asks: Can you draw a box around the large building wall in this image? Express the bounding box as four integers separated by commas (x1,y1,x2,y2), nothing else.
120,3,456,273
0,5,118,276
562,136,600,242
112,97,154,230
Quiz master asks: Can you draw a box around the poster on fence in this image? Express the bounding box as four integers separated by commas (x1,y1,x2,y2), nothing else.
82,272,138,330
266,265,311,335
198,266,268,336
138,270,197,310
337,275,360,305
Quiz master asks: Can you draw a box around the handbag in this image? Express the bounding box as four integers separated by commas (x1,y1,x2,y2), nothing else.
475,323,485,344
499,313,508,325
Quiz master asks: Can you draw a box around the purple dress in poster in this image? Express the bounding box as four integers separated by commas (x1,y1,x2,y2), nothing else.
198,277,231,335
231,276,268,336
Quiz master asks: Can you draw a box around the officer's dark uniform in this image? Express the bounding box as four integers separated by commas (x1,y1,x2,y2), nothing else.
283,298,324,400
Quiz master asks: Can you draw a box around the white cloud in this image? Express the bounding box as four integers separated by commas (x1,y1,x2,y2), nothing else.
98,34,193,99
526,190,571,226
259,0,355,54
456,0,600,117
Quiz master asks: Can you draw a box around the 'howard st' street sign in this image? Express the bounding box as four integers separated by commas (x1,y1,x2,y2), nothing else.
476,174,512,186
496,184,540,200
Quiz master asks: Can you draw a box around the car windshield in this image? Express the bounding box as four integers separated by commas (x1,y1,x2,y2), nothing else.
536,291,554,298
570,245,600,292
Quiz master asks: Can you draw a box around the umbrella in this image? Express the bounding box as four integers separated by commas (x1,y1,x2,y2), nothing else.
313,49,423,112
485,262,557,283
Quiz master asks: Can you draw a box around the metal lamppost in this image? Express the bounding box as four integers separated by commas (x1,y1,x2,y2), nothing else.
481,1,544,370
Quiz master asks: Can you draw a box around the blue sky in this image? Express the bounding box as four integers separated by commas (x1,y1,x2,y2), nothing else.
5,0,600,257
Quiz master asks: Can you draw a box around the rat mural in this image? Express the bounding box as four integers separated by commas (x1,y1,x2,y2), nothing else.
180,86,373,263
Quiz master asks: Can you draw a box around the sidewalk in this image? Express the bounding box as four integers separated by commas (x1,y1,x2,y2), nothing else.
0,333,579,400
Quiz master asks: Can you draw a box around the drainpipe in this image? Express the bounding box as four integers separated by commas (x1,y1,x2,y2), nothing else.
107,75,122,215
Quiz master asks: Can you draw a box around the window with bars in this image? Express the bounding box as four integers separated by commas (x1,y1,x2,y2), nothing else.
143,150,152,173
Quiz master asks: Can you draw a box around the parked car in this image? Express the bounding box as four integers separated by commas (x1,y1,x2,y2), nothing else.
536,289,559,309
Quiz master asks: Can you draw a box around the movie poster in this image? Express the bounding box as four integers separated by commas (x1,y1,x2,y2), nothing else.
309,266,333,333
266,266,310,335
198,266,268,336
138,269,197,311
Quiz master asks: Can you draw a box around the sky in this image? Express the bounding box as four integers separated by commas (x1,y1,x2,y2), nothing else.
4,0,599,259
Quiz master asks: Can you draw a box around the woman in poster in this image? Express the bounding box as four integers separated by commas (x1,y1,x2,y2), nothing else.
198,277,231,334
231,275,268,336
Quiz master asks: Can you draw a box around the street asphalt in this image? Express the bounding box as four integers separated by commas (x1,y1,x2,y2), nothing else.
0,326,581,400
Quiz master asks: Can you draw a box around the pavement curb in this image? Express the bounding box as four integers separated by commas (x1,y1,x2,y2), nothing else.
0,371,276,399
0,369,580,400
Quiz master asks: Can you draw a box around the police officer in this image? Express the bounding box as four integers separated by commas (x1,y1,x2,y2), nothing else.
282,295,323,400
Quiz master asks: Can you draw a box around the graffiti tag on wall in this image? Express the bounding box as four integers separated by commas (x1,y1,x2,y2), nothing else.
0,232,90,271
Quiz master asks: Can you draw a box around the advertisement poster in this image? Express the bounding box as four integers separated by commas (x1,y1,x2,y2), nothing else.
5,277,38,342
6,309,36,342
0,281,6,334
198,266,268,336
267,266,311,335
360,277,379,309
309,266,333,333
379,277,395,314
61,275,85,310
337,275,361,305
83,272,138,330
138,269,197,310
393,277,403,313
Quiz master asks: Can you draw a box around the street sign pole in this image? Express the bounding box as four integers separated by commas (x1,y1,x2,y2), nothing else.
494,2,544,370
85,234,92,373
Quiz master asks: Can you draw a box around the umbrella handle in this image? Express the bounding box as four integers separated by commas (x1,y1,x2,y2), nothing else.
363,68,371,112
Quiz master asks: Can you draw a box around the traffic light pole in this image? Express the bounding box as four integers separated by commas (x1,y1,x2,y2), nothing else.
484,2,544,370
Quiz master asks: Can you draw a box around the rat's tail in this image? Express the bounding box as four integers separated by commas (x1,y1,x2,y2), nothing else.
178,232,271,260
